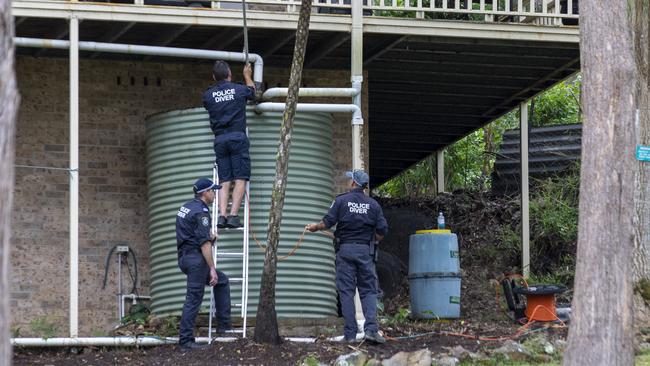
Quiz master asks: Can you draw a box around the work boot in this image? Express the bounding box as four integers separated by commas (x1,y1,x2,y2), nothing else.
364,331,386,344
179,342,209,351
226,215,242,228
217,216,227,228
343,336,357,343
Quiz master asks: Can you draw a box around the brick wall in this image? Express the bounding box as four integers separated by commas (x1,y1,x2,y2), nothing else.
11,56,368,336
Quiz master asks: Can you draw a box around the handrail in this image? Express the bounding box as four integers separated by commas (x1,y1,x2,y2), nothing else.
16,0,579,24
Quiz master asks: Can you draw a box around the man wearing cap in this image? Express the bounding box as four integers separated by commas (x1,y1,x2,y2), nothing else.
305,169,388,344
176,178,232,351
203,60,256,229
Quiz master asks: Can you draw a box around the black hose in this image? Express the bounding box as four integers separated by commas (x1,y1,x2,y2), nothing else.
102,245,119,289
102,245,138,295
126,248,138,295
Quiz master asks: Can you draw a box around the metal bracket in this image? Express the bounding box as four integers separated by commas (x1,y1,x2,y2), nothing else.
116,245,130,253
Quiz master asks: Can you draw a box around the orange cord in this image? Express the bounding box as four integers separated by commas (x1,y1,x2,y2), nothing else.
239,191,334,261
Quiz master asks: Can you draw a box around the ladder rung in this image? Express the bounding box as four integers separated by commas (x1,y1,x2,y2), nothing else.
228,277,244,282
233,303,243,307
216,251,244,257
219,227,245,231
211,329,244,334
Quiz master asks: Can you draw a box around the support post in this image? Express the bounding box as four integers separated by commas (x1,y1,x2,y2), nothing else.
436,149,445,193
520,101,530,277
351,0,365,333
69,15,79,338
351,0,363,170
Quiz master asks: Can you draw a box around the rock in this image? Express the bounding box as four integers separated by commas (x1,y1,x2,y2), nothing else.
334,351,368,366
449,345,469,359
543,342,555,355
492,340,531,361
434,356,460,366
553,339,567,351
365,359,382,366
382,349,431,366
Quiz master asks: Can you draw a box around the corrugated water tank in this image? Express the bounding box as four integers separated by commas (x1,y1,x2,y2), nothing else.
146,107,337,318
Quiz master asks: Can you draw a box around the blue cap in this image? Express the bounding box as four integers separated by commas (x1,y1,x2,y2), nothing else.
346,169,369,187
193,178,221,193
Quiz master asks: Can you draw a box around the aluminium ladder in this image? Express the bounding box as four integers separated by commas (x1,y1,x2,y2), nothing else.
208,160,251,342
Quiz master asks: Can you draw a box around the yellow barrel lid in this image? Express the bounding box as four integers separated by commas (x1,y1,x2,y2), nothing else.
415,229,451,234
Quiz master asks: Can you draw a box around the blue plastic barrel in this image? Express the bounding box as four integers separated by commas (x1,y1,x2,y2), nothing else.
408,230,461,319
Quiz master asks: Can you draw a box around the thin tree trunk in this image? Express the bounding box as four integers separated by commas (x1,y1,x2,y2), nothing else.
253,0,311,345
631,0,650,328
563,1,637,365
0,0,19,363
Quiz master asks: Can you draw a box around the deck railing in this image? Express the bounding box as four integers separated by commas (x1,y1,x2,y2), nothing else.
22,0,579,25
212,0,579,24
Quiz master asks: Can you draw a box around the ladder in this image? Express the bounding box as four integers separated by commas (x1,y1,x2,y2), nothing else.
208,161,251,342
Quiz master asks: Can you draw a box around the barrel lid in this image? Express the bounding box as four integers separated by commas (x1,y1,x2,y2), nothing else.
415,229,451,234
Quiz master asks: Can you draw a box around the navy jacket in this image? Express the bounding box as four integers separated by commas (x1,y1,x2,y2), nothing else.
202,80,255,136
176,198,212,253
322,188,388,244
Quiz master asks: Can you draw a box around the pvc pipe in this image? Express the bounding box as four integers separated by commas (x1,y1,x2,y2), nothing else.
14,37,264,84
255,102,363,125
69,16,80,339
11,336,319,347
262,87,359,100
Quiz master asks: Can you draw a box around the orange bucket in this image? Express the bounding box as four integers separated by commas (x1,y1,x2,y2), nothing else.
514,284,567,322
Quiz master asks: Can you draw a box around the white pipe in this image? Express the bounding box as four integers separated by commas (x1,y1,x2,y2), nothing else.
255,102,363,125
69,16,80,339
262,87,359,100
11,336,321,347
14,37,264,84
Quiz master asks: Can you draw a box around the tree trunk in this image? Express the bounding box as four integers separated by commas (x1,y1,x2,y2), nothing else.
0,0,19,364
563,1,637,365
631,0,650,329
253,0,311,345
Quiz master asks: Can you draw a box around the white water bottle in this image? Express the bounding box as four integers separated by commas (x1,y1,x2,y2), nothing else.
437,212,445,230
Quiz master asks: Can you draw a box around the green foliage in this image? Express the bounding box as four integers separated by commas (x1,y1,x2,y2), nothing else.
11,325,21,338
29,316,59,339
530,76,581,127
299,355,321,366
156,316,179,337
380,307,412,326
121,303,150,326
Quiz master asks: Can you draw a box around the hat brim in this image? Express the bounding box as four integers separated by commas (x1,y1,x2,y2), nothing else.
196,183,222,193
345,171,354,179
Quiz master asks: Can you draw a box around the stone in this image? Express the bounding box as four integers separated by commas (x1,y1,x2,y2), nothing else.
382,349,431,366
492,340,532,361
334,351,368,366
434,356,460,366
543,341,555,355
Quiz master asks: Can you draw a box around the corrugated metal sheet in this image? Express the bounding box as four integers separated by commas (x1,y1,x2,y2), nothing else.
146,107,336,318
492,123,582,195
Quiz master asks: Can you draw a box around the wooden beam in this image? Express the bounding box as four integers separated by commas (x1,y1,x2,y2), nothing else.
305,33,349,68
89,22,135,59
142,24,191,61
363,35,407,66
200,27,243,51
258,31,295,58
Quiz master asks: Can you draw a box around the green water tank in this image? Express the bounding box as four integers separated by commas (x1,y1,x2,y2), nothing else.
146,107,336,318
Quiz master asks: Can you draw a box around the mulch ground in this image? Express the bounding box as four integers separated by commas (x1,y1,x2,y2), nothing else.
13,334,488,366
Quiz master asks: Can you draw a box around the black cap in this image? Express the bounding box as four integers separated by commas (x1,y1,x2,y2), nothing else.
193,178,221,194
346,169,369,187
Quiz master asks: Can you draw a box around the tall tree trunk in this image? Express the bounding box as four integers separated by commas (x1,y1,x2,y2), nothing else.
631,0,650,328
563,1,637,365
253,0,311,345
0,1,19,364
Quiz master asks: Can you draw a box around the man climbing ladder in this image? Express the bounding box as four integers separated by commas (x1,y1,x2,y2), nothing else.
203,60,256,228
